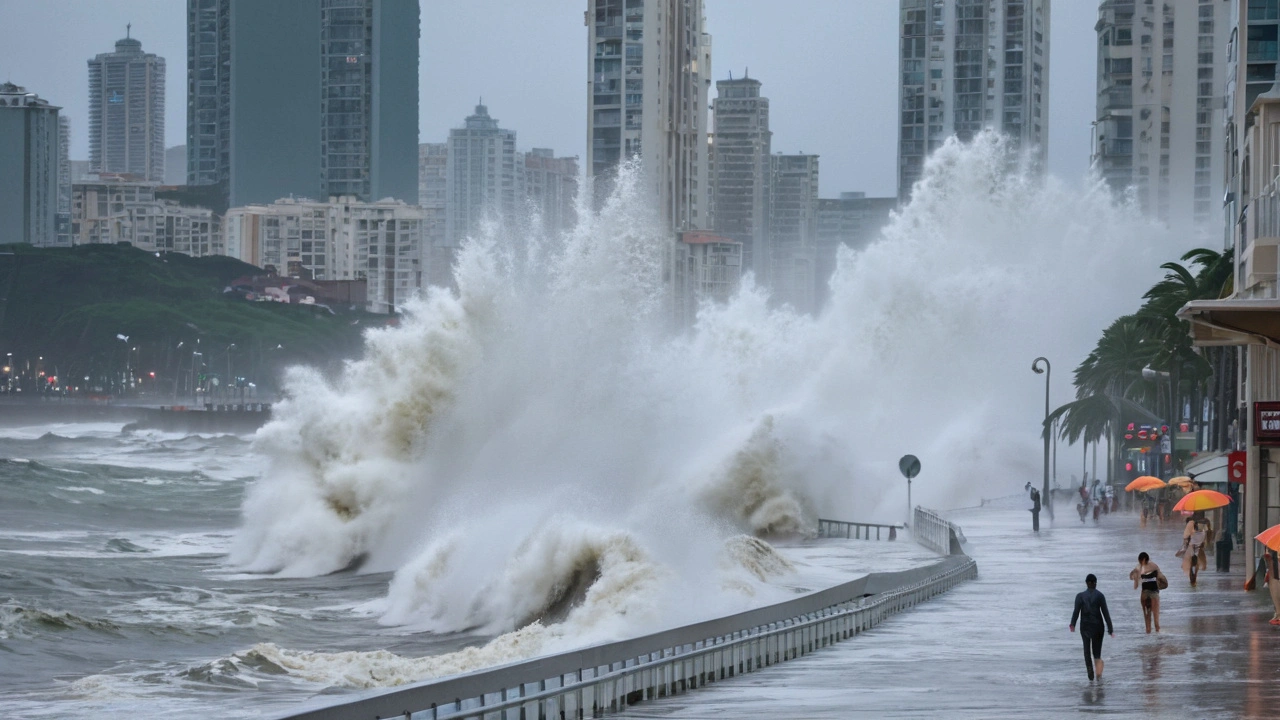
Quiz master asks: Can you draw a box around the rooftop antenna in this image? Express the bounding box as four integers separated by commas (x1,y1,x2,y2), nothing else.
127,23,131,39
744,66,749,79
728,70,732,80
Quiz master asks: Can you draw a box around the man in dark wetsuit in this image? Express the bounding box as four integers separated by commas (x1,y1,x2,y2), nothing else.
1069,574,1114,680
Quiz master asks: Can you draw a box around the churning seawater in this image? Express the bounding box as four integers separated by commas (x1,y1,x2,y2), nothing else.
0,135,1193,718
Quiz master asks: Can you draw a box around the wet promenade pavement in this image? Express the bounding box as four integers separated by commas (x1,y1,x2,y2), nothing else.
616,503,1280,719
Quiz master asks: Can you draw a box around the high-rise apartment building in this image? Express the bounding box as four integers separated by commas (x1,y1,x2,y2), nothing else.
522,148,580,239
185,0,419,207
71,180,221,256
418,142,450,286
585,0,712,233
898,0,1051,201
769,154,819,314
57,117,72,246
89,30,166,181
1094,0,1228,226
712,75,771,281
815,192,897,305
187,0,230,190
224,197,425,313
0,83,62,246
445,104,518,246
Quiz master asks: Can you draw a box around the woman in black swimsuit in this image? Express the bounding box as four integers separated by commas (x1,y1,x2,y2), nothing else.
1130,551,1161,633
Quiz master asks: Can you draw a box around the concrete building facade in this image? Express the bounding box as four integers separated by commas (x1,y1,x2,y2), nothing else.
522,148,579,239
1093,0,1229,227
0,83,62,246
418,142,450,287
224,197,425,313
672,231,742,327
445,104,518,246
585,0,712,233
71,180,221,256
712,75,771,281
769,154,820,314
815,192,897,306
898,0,1051,201
88,31,166,181
57,117,72,246
186,0,419,208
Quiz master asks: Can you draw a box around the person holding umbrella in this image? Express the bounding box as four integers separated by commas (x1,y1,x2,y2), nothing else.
1257,524,1280,625
1172,490,1231,587
1180,512,1212,587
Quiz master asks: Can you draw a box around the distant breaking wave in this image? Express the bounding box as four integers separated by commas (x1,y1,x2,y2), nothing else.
230,133,1179,686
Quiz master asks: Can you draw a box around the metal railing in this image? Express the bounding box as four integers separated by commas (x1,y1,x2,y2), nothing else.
913,506,964,555
277,554,976,720
816,518,902,541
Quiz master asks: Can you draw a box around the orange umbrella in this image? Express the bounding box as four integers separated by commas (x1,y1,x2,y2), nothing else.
1125,476,1165,492
1171,489,1232,513
1167,476,1195,489
1256,524,1280,552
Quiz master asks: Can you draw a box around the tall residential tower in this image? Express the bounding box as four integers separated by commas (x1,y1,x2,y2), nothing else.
898,0,1051,201
712,75,771,280
88,29,166,181
185,0,419,208
0,83,62,246
585,0,712,233
1093,0,1229,227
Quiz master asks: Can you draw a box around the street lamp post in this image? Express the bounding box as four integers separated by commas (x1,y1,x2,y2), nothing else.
191,351,203,406
1142,365,1173,477
1032,357,1053,520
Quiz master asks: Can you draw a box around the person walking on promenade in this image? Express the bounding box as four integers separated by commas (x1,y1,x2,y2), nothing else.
1180,512,1212,587
1267,549,1280,626
1070,574,1115,681
1130,552,1165,633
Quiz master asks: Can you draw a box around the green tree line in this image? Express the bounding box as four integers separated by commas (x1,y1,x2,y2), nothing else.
1046,247,1236,484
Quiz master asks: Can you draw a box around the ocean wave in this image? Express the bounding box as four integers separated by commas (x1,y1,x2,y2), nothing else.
226,134,1178,680
0,602,123,639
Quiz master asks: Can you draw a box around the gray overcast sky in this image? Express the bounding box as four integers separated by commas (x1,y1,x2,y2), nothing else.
0,1,1098,197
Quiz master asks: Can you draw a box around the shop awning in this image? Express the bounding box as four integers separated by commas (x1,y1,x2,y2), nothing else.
1178,298,1280,347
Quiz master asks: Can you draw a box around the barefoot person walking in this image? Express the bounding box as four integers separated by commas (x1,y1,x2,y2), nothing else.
1070,573,1115,681
1130,552,1165,633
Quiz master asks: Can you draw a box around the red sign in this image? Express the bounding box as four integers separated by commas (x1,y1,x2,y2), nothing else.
1228,450,1247,484
1256,401,1280,446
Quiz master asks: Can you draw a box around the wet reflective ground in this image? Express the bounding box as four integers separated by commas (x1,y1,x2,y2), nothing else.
617,505,1280,719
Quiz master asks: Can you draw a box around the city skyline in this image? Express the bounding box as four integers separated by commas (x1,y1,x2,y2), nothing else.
0,0,1101,198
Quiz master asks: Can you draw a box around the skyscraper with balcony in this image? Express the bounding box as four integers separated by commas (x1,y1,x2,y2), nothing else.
0,83,62,246
898,0,1050,201
88,30,166,181
186,0,419,208
712,75,771,281
1094,0,1229,227
585,0,712,233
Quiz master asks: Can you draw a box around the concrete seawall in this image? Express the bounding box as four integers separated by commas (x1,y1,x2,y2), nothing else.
277,509,976,720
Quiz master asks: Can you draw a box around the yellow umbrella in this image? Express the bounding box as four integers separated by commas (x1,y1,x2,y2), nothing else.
1125,476,1165,492
1257,524,1280,552
1167,476,1196,489
1171,489,1231,513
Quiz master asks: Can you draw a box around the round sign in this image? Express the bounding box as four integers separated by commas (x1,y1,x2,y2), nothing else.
899,454,921,480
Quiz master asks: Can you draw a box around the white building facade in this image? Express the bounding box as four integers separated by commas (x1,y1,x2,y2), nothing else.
224,196,426,313
445,104,518,246
898,0,1050,201
71,180,221,256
